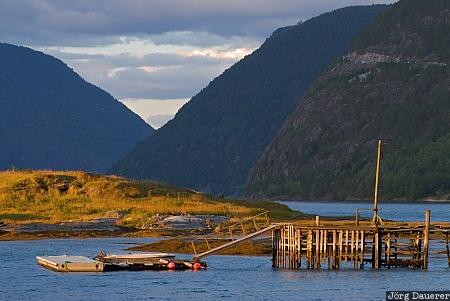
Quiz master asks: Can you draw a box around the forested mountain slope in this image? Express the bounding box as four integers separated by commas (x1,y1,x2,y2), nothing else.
247,0,450,201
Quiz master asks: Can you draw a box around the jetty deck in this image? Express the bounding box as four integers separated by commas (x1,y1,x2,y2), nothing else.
271,212,450,270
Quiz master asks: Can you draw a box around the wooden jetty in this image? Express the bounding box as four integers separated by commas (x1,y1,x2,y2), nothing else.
187,209,449,270
190,141,450,270
271,211,450,270
36,255,104,272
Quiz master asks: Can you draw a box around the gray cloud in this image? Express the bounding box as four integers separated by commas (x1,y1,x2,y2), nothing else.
49,50,233,99
0,0,396,46
0,0,397,117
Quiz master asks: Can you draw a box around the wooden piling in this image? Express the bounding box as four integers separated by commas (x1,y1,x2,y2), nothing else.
297,229,301,268
324,230,328,269
423,210,430,269
374,226,380,269
394,237,398,268
354,230,359,268
272,229,277,267
332,230,337,269
446,233,450,268
315,229,320,269
338,230,343,268
350,231,355,263
307,230,312,269
360,231,365,268
386,232,391,268
345,230,349,261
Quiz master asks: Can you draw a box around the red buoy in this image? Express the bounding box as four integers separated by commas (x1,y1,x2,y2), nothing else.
193,262,203,270
168,262,176,270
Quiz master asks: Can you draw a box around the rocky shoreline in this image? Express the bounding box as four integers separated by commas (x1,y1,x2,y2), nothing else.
0,214,231,241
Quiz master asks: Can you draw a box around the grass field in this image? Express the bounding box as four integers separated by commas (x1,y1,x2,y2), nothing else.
0,170,301,228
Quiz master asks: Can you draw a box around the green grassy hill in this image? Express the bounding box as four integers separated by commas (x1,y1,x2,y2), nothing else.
0,170,297,227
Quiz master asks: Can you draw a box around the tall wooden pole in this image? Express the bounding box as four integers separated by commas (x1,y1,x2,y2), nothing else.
373,140,382,223
372,140,382,269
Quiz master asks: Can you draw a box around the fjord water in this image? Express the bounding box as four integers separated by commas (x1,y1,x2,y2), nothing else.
280,201,450,222
1,202,449,301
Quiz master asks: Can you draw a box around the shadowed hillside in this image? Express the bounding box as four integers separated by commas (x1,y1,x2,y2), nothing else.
0,43,153,172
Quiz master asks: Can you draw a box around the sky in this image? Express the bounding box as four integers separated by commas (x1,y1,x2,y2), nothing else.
0,0,396,128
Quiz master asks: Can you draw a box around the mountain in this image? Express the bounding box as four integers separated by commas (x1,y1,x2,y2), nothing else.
0,43,153,172
110,5,388,195
247,0,450,201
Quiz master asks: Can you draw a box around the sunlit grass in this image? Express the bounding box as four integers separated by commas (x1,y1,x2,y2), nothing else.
0,170,298,227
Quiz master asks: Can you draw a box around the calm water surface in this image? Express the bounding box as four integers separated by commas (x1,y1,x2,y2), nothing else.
1,202,449,301
280,201,450,222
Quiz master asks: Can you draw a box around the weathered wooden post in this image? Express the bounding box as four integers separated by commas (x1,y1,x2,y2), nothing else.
446,232,450,268
360,231,365,269
423,210,430,269
386,232,391,268
273,228,281,268
316,216,320,227
306,230,312,269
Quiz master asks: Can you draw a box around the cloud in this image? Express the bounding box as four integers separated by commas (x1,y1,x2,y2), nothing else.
47,48,241,99
0,0,397,47
0,0,397,118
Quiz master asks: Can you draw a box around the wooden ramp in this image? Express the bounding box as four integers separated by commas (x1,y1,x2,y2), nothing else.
193,224,276,261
